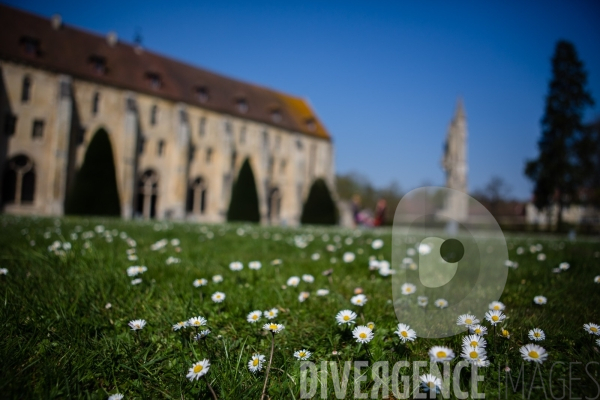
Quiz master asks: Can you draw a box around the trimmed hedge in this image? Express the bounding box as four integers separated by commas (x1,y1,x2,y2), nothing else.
301,178,338,225
227,158,260,222
65,129,121,216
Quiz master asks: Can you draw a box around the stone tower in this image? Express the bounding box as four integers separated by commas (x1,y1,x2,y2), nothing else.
441,98,468,221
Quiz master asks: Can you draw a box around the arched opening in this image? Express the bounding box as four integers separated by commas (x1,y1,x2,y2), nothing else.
186,177,207,215
2,154,35,206
267,187,281,224
227,158,260,222
137,169,158,219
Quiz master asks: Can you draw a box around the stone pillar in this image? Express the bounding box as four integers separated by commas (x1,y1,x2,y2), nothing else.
121,94,139,219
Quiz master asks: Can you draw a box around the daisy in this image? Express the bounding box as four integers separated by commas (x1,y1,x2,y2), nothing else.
248,354,266,373
533,296,547,305
520,344,548,364
211,292,225,303
489,301,505,311
435,299,448,309
294,349,312,360
229,261,243,271
372,239,384,249
417,296,428,307
429,346,455,362
193,278,207,287
419,374,442,394
537,253,546,261
352,325,374,343
367,321,376,330
470,325,488,336
302,274,315,283
343,252,356,263
394,323,417,343
584,323,600,335
127,266,147,277
212,275,223,283
311,253,321,261
501,328,511,339
247,310,262,323
462,334,486,349
264,308,278,319
128,319,146,330
172,321,188,331
188,316,207,327
528,328,545,341
596,339,600,346
287,276,300,287
271,259,282,266
130,278,142,285
351,294,367,306
298,292,310,302
186,359,210,381
194,329,211,340
249,261,262,270
263,322,285,333
0,268,7,275
456,314,480,327
336,310,357,325
108,394,124,400
484,310,506,325
316,289,329,296
401,283,416,295
461,346,487,365
559,262,570,271
595,276,600,283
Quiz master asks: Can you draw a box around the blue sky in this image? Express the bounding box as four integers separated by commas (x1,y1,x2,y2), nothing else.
9,0,600,199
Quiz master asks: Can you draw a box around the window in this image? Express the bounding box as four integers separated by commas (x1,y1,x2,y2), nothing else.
4,114,17,136
20,36,40,56
189,144,196,162
138,135,146,154
296,139,304,150
157,140,165,156
196,86,209,103
88,55,107,75
268,156,274,176
224,120,232,136
146,72,161,89
271,109,282,123
92,92,100,115
32,120,44,139
306,118,316,132
262,130,269,148
275,135,281,150
186,177,207,215
206,147,213,164
2,155,35,205
150,105,158,126
179,109,188,124
240,126,246,144
77,126,86,145
21,76,31,103
236,98,248,113
199,117,206,137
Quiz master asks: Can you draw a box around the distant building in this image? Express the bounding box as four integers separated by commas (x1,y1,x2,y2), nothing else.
0,5,335,224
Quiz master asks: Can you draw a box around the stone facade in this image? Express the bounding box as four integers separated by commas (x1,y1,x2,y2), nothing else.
0,5,334,225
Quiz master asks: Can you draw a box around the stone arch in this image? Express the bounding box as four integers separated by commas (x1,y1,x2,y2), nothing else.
186,176,207,215
2,154,35,206
136,169,159,219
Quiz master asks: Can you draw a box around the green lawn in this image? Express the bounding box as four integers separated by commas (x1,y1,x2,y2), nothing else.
0,215,599,399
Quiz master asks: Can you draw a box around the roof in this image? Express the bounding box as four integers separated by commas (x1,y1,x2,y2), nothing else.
0,4,331,141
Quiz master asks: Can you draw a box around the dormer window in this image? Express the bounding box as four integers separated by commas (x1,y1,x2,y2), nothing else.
88,55,107,75
305,118,316,132
195,86,209,103
271,109,282,123
145,72,162,89
20,36,40,57
236,98,248,113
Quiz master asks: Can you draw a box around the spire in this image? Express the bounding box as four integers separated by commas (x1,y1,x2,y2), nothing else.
455,97,465,120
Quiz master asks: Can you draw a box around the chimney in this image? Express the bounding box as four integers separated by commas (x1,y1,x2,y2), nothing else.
51,14,62,30
106,31,118,47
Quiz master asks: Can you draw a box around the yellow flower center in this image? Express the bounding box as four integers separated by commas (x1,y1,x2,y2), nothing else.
502,330,509,336
591,327,598,332
134,324,140,329
428,382,435,388
436,351,447,358
193,364,203,373
401,331,408,337
299,352,305,357
534,332,540,337
368,324,374,329
469,351,478,359
253,359,259,366
492,315,499,322
359,333,367,339
475,329,481,334
343,315,350,321
493,305,500,310
465,318,472,324
470,341,478,347
528,351,539,359
252,315,258,320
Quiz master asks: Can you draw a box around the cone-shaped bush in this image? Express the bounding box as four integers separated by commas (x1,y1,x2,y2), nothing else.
65,129,121,216
227,158,260,222
301,178,338,225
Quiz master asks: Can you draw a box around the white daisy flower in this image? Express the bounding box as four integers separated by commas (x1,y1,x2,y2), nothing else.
336,310,357,325
417,296,428,307
193,278,207,287
537,253,546,261
287,276,300,287
298,292,310,302
367,321,376,330
371,239,384,249
212,275,223,283
170,238,180,246
186,359,210,381
128,319,146,330
401,283,416,295
533,296,547,305
264,308,278,319
127,266,147,277
131,278,142,285
249,261,262,270
559,262,570,271
462,334,486,349
461,346,487,364
350,294,367,306
316,289,330,296
418,243,432,255
343,252,356,263
247,310,262,323
128,255,138,261
311,253,321,261
188,316,207,327
584,323,600,335
108,394,124,400
0,268,8,275
489,301,505,311
520,344,548,364
528,328,545,341
263,322,285,333
596,339,600,346
352,325,374,343
211,292,226,303
419,374,442,393
456,314,480,327
302,274,314,283
194,329,211,340
271,259,282,266
394,323,417,343
229,261,243,271
484,310,506,325
429,346,455,362
474,358,491,367
470,325,488,336
501,328,511,339
172,321,188,331
434,299,448,309
595,276,600,283
294,349,312,360
248,354,266,373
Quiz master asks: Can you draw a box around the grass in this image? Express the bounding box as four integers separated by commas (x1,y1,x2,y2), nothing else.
0,215,599,399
